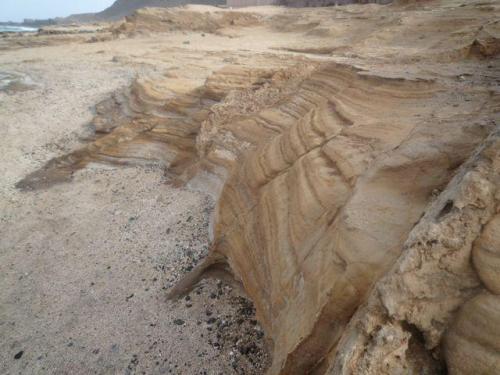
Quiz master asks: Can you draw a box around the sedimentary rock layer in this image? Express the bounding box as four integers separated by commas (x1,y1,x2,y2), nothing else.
115,7,262,35
329,130,500,374
202,62,497,374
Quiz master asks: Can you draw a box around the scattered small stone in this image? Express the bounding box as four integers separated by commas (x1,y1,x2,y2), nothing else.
14,351,24,360
173,319,185,326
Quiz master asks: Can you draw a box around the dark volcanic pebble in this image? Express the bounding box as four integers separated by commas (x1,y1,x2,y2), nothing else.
14,351,24,360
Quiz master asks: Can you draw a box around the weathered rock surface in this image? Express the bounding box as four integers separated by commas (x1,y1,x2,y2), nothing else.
15,1,500,374
329,130,500,374
115,7,262,35
444,292,500,375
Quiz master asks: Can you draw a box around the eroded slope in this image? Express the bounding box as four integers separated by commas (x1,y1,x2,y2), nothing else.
15,1,500,374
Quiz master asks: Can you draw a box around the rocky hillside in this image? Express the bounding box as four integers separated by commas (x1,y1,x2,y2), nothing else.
65,0,225,23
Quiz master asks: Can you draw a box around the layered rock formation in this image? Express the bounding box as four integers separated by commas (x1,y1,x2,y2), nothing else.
17,1,500,374
196,63,498,374
330,131,500,374
115,7,261,35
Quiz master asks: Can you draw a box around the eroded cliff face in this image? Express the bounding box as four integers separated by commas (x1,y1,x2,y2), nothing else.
17,1,500,374
201,64,498,374
116,7,262,35
329,131,500,374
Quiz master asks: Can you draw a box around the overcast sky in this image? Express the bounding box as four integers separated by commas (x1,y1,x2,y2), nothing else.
0,0,116,22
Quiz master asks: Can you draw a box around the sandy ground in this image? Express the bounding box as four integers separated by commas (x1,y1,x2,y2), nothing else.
0,165,267,374
0,28,272,374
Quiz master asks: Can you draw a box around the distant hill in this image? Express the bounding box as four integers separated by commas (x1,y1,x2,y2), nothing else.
0,0,224,27
0,0,226,26
64,0,226,23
